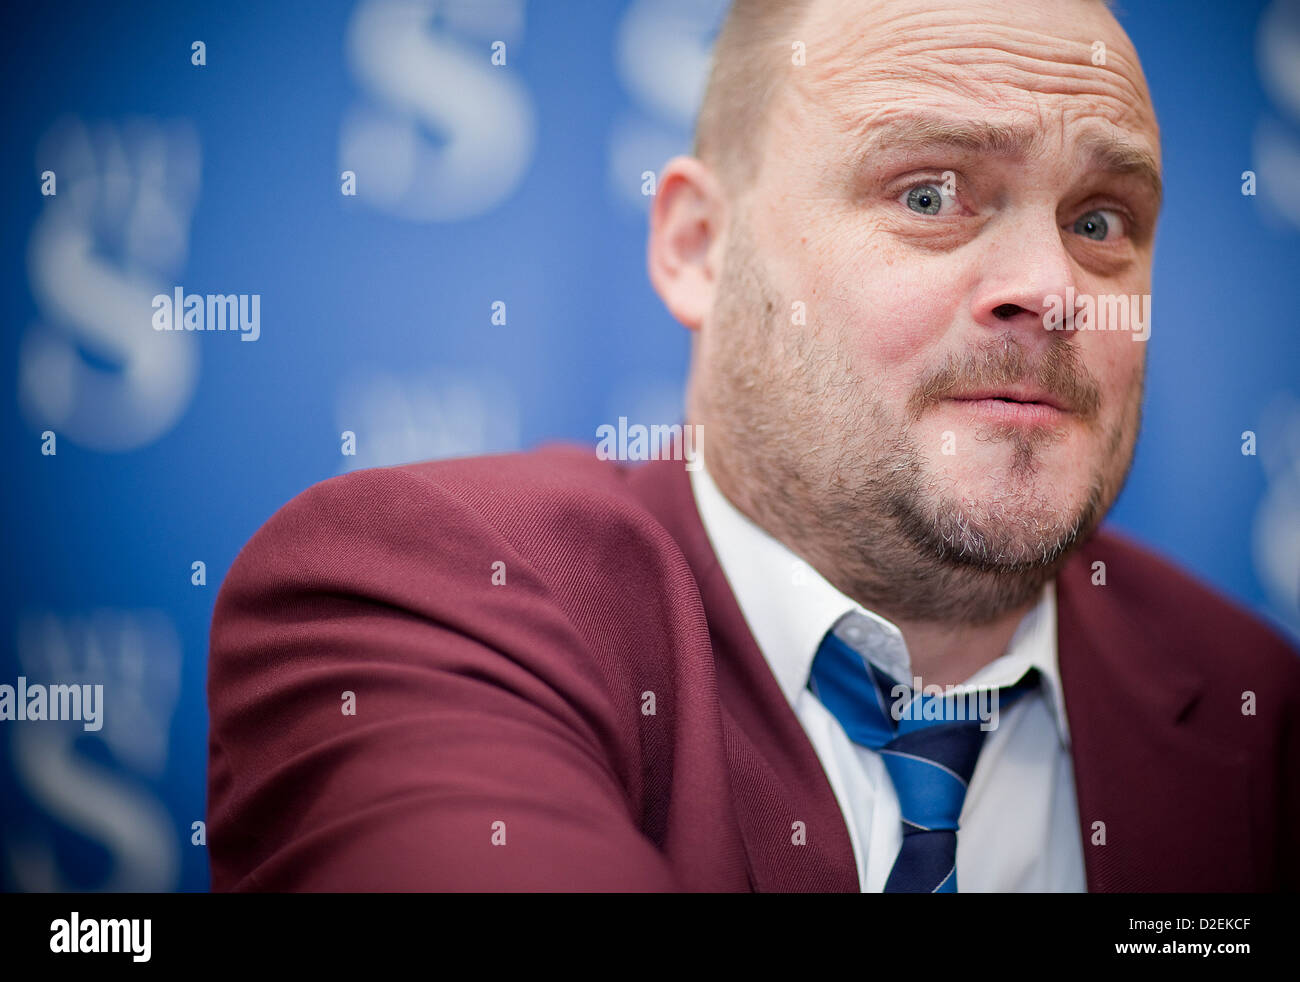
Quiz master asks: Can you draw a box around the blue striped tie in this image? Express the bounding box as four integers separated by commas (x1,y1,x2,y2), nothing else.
808,618,1039,892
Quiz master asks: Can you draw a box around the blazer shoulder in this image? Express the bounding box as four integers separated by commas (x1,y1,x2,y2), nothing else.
1070,526,1300,682
220,445,654,574
211,446,702,660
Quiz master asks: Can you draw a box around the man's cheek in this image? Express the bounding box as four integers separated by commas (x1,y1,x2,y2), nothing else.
1092,335,1144,397
826,281,950,368
1079,342,1142,437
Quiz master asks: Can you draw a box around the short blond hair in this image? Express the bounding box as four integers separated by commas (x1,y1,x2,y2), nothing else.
692,0,815,196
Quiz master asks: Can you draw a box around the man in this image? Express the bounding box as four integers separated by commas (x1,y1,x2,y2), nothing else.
207,0,1300,891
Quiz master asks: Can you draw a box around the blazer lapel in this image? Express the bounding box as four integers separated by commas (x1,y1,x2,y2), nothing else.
1055,539,1257,891
625,459,1257,891
628,459,859,892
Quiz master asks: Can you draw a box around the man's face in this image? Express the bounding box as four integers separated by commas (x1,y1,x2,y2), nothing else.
694,0,1160,623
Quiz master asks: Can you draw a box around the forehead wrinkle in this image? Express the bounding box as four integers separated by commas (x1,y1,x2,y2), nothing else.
852,115,1043,161
811,50,1155,140
794,6,1157,142
919,41,1156,133
800,0,1147,79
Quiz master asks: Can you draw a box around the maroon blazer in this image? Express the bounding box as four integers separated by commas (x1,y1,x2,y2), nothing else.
207,447,1300,891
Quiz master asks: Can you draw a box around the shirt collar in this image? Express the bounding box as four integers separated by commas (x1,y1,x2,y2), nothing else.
688,457,1072,748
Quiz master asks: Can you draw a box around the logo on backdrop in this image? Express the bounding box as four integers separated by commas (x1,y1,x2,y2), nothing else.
339,0,537,222
20,117,202,452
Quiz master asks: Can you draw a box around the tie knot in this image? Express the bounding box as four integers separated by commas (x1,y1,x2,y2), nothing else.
809,622,1040,748
888,667,1041,738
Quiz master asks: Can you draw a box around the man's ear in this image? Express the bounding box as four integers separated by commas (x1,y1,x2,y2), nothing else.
647,156,728,332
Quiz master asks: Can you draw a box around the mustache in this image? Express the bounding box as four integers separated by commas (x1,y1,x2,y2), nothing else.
906,335,1102,421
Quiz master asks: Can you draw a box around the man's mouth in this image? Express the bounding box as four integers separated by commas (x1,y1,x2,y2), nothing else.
950,388,1068,410
944,389,1071,425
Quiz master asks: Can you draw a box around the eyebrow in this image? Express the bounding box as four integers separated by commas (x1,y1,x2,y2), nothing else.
851,114,1162,208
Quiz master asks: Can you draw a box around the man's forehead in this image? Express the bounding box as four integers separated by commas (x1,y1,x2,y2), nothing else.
790,0,1159,152
797,0,1131,56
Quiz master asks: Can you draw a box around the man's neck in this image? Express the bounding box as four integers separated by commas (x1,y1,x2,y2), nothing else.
886,607,1035,689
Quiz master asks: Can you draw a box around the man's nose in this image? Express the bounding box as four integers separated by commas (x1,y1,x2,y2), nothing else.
969,215,1079,336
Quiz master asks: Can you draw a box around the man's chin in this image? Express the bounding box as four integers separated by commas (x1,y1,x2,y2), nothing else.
929,533,1081,572
897,488,1103,572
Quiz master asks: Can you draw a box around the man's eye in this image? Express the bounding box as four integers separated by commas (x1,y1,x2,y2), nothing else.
1072,208,1125,241
903,184,948,215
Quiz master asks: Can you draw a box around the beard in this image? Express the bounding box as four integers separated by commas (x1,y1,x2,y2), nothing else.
692,215,1143,625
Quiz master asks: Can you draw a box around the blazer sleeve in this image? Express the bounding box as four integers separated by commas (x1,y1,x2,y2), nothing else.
206,467,683,891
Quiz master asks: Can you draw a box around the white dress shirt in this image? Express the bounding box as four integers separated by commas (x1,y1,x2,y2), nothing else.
689,461,1087,892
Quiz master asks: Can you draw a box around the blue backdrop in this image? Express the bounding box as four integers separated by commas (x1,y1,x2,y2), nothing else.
2,0,1298,892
